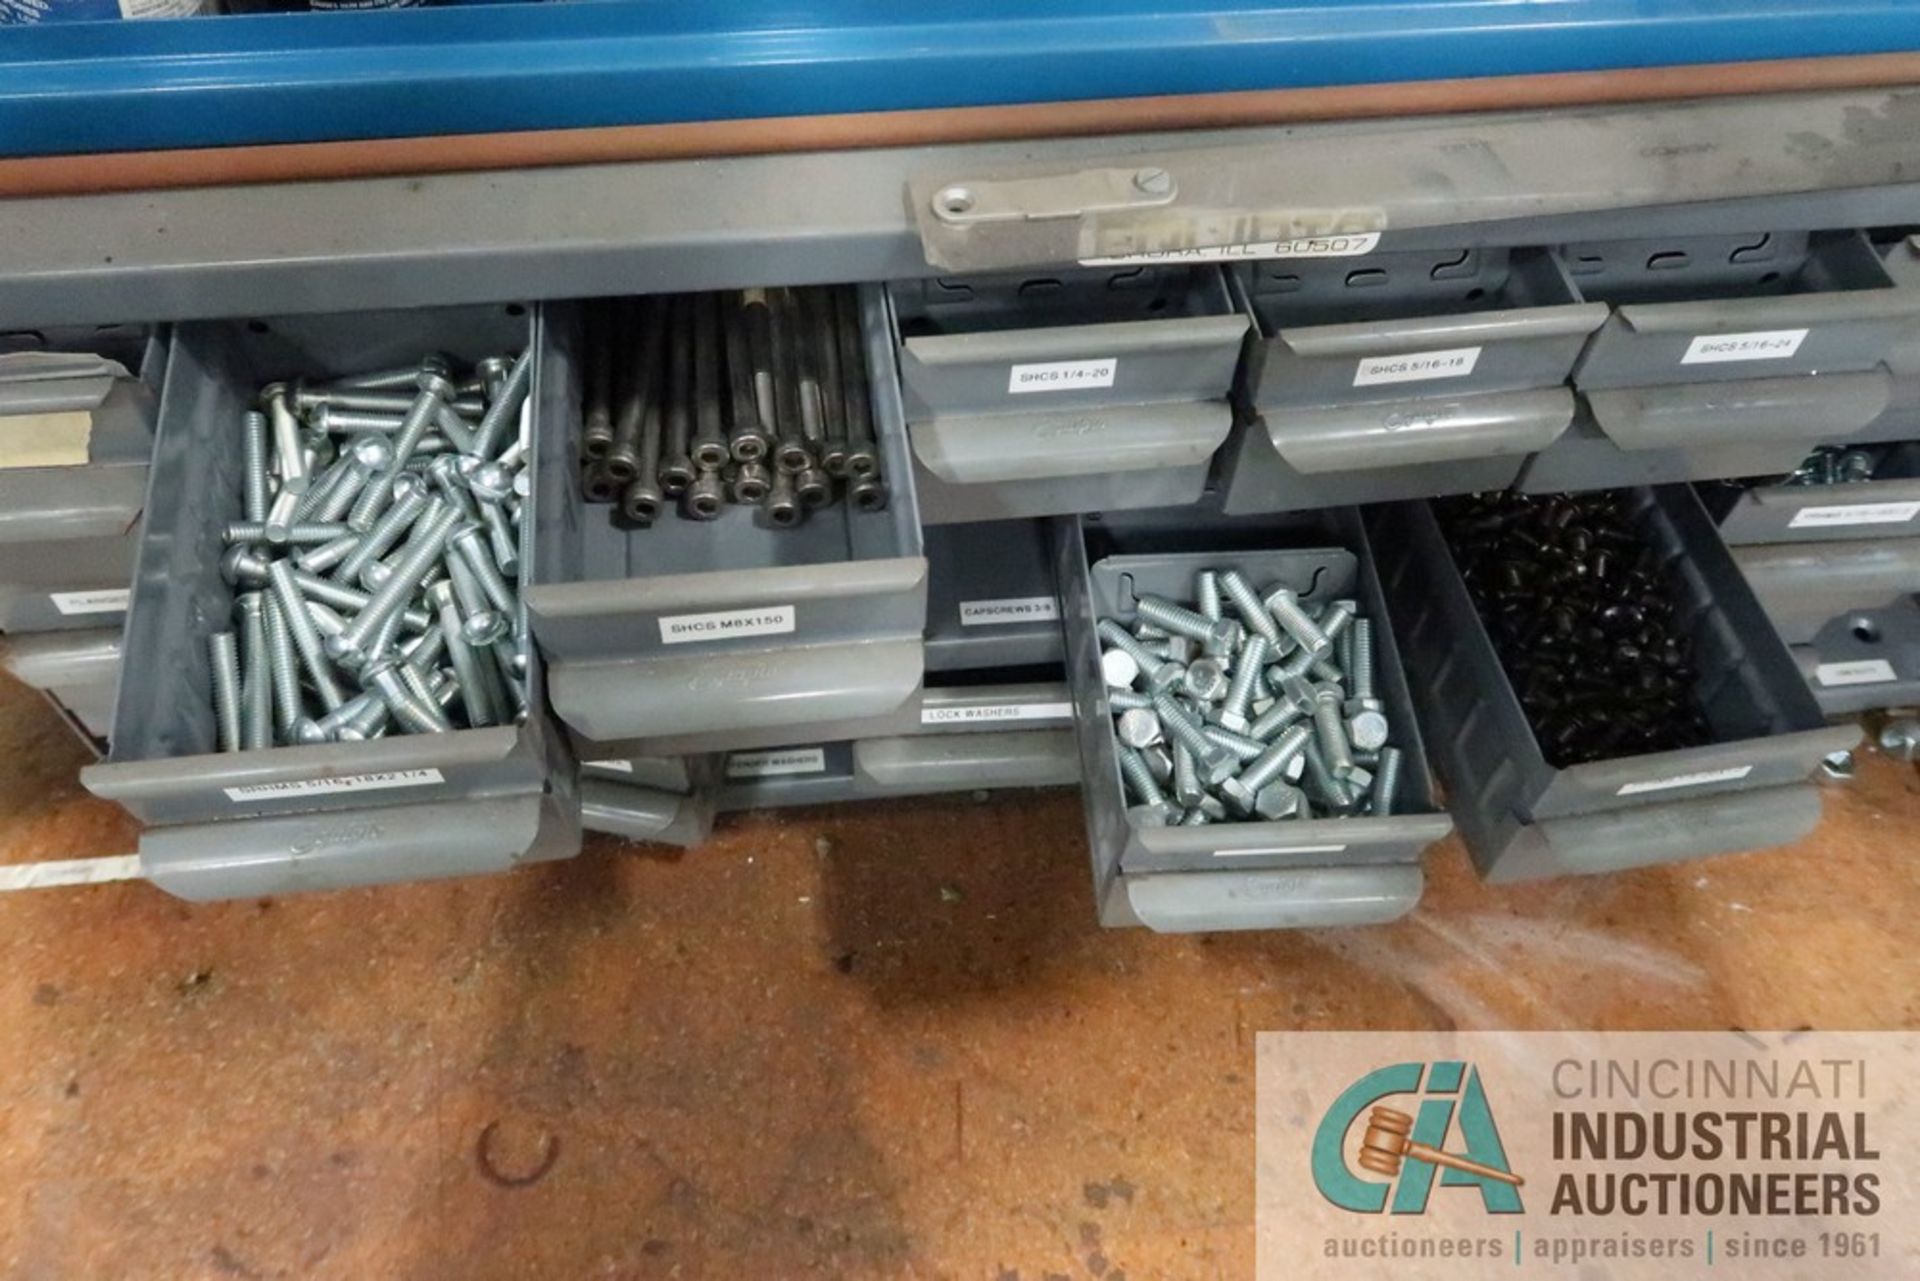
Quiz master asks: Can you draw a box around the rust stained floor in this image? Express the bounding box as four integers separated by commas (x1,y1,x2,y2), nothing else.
0,673,1916,1281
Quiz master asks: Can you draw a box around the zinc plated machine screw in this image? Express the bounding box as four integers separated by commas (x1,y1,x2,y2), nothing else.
1101,566,1406,828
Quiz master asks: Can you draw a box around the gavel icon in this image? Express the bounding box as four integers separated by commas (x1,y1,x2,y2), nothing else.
1357,1107,1525,1186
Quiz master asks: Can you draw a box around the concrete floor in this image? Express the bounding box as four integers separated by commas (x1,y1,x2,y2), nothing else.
0,673,1915,1281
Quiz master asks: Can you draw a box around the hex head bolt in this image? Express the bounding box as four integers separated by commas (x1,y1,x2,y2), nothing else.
326,501,459,666
1369,746,1404,817
1247,696,1306,741
335,480,430,587
1117,745,1177,826
1311,683,1358,781
1200,723,1268,762
1107,689,1154,712
1217,634,1269,732
1219,723,1313,815
258,383,309,496
1171,742,1205,807
1114,707,1162,749
363,658,449,736
1151,693,1237,786
1317,598,1358,646
348,369,456,532
466,347,532,461
1265,587,1331,658
235,592,273,751
1096,619,1183,693
207,631,244,753
1217,570,1282,649
1134,594,1238,657
265,560,347,713
1194,570,1223,622
261,594,303,739
430,581,498,728
1344,617,1390,752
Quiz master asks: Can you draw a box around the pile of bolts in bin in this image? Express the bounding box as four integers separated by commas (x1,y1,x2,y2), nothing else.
209,349,534,748
1100,570,1403,828
577,285,887,529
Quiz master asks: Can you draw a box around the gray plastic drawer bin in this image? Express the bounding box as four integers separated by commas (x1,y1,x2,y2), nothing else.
581,753,710,794
1055,508,1449,930
528,290,927,758
1522,231,1918,492
139,790,579,903
1789,596,1920,716
582,777,715,848
1112,864,1426,933
0,329,165,633
1711,442,1920,545
82,306,577,892
1732,537,1920,644
1371,491,1856,859
1450,782,1824,886
0,627,121,751
924,520,1063,673
890,267,1246,523
1220,247,1604,513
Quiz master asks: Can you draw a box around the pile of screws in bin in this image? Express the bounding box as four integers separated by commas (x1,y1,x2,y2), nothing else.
1099,569,1404,828
576,287,887,529
1437,490,1711,768
209,349,534,749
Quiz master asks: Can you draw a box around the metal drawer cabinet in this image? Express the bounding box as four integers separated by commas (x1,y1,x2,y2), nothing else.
0,627,121,753
890,267,1246,524
0,326,166,633
1708,442,1920,545
1370,490,1856,884
1521,231,1920,492
1218,247,1604,513
82,307,579,902
1054,508,1448,933
923,520,1063,674
528,291,927,758
1788,597,1920,717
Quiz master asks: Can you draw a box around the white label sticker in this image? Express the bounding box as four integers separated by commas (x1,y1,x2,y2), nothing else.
224,768,444,803
1007,358,1117,395
1680,328,1809,364
1817,659,1898,687
1788,500,1920,529
0,855,143,892
959,596,1060,626
1352,346,1482,387
1616,764,1753,796
1214,844,1350,857
726,747,827,779
585,758,635,774
920,701,1073,726
1078,233,1381,266
658,604,795,645
50,588,129,616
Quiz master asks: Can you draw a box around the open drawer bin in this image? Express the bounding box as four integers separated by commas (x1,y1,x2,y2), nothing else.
1054,508,1448,932
0,627,121,753
1789,596,1920,717
1219,247,1604,513
82,306,579,902
578,753,715,848
1708,442,1920,546
1370,490,1856,882
0,325,167,633
1520,231,1920,492
528,290,928,758
890,267,1246,524
923,520,1064,673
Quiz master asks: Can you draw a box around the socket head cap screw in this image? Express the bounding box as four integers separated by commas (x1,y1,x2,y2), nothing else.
1115,708,1162,749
